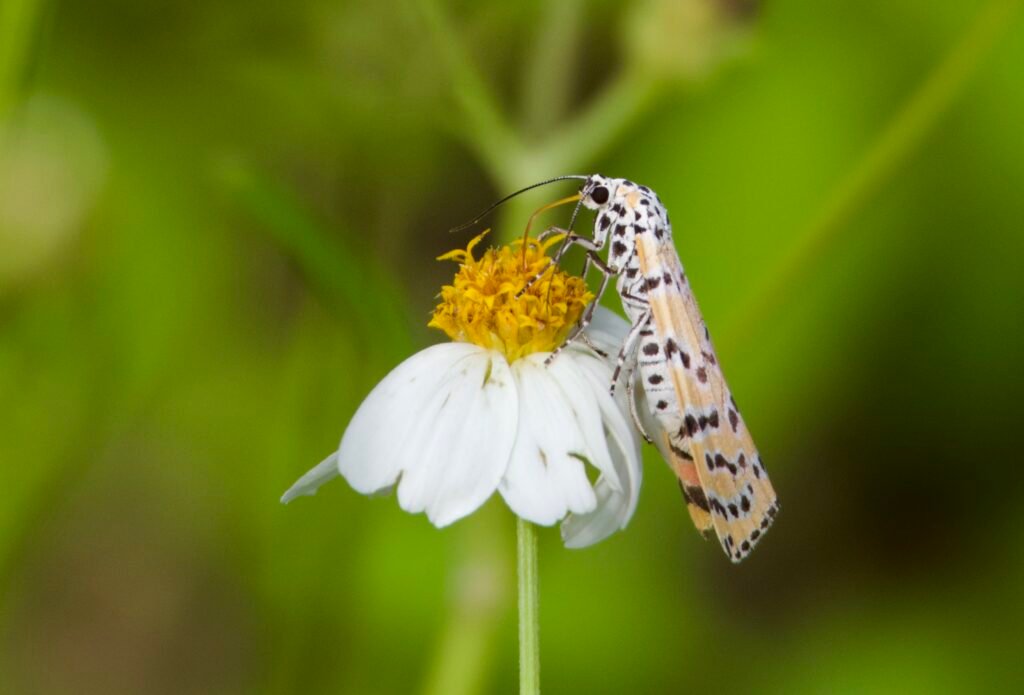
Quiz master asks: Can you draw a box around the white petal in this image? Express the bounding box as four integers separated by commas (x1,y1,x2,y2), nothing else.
572,352,640,497
394,349,519,527
545,354,621,492
280,452,339,503
337,342,482,496
560,435,638,548
498,355,599,525
560,351,643,548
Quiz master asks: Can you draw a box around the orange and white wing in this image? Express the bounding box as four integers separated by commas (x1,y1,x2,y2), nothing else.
635,234,779,562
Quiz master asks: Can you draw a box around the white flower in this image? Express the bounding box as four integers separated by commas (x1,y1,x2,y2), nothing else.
281,234,642,547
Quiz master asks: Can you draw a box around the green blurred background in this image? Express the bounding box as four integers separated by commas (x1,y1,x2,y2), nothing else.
2,0,1023,693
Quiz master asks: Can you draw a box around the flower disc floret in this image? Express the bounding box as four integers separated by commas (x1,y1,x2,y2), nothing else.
429,232,594,361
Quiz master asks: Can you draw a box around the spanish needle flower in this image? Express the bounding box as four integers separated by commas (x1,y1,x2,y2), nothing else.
281,231,642,547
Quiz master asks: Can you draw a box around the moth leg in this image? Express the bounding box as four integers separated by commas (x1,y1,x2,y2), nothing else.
609,310,651,396
626,362,653,444
578,254,592,285
543,227,596,307
541,226,605,261
544,251,619,365
535,225,569,244
543,229,607,308
577,332,608,358
619,287,649,314
517,227,603,299
541,226,601,301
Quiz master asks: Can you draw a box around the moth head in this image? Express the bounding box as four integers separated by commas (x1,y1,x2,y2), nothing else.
580,175,613,210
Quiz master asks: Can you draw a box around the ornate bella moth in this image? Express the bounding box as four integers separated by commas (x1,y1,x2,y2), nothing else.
523,175,780,562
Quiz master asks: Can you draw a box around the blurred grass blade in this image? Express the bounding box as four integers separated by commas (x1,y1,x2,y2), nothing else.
721,0,1023,349
412,0,521,180
214,157,414,359
521,0,584,136
0,0,45,119
420,507,508,695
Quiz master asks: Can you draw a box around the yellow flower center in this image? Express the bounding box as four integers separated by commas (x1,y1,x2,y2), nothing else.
429,231,594,361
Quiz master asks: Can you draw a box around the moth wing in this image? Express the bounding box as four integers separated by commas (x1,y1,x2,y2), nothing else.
636,235,779,562
644,410,714,536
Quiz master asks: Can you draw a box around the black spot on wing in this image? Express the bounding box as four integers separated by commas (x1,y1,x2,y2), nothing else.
714,454,737,475
681,409,719,440
664,338,679,360
706,450,749,476
684,415,699,436
670,443,693,461
709,497,728,518
681,484,710,513
752,455,766,479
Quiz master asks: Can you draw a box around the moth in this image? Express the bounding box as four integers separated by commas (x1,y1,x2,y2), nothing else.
510,174,780,562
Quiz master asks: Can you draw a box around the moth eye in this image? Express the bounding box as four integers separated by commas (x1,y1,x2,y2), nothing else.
590,186,610,205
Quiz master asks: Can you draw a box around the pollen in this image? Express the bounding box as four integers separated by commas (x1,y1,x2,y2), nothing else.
429,231,594,361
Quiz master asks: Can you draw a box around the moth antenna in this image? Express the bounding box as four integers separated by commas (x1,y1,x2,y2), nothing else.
448,175,589,234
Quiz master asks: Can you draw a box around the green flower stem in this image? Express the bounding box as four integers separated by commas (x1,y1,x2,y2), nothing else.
517,518,540,695
720,0,1022,349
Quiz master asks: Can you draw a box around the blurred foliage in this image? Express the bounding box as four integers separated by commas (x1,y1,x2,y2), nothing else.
1,0,1023,693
